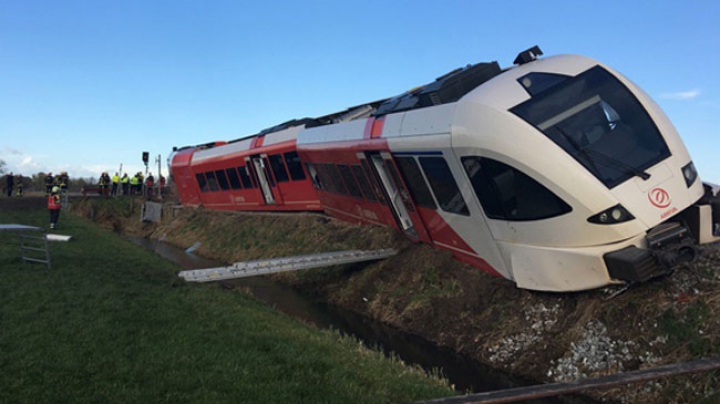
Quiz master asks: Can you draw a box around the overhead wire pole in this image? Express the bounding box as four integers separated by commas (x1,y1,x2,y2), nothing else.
155,154,162,201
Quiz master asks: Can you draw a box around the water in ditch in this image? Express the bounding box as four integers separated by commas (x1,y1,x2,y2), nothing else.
132,237,599,403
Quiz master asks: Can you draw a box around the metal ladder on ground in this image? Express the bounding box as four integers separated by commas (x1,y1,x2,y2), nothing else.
0,224,51,269
178,249,398,282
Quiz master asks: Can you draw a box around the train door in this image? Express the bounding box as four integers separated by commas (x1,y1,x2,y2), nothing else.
365,152,431,242
247,155,276,205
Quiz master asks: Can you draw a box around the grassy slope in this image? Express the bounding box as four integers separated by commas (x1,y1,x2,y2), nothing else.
0,202,454,404
91,196,720,404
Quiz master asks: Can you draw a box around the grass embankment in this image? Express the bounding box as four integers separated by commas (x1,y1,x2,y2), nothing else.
0,201,454,403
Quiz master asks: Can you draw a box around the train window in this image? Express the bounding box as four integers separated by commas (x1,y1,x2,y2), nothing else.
246,163,260,188
284,152,307,181
215,170,230,191
195,173,209,193
419,157,469,216
268,154,289,183
385,162,415,213
237,165,254,188
205,171,219,192
511,66,670,189
262,157,276,186
360,158,386,205
461,157,572,221
395,156,437,209
338,165,363,199
316,164,336,193
306,163,322,189
326,164,348,195
351,165,377,202
226,168,242,190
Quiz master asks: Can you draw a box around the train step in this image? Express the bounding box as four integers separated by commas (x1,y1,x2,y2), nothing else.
178,248,398,282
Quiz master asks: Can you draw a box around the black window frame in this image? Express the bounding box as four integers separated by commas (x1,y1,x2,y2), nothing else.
394,156,437,210
284,151,307,181
226,167,242,190
461,156,572,221
237,165,254,188
196,173,209,193
338,164,364,199
205,171,220,192
215,169,230,191
351,164,377,202
418,157,469,216
268,154,290,183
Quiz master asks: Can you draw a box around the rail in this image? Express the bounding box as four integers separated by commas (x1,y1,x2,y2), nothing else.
415,356,720,404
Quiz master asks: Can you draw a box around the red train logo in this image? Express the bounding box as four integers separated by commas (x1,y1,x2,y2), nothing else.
648,187,671,209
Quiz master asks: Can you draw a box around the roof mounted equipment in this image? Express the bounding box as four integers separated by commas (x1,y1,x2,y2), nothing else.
514,46,543,65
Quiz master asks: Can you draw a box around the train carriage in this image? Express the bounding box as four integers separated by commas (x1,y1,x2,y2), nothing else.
170,122,322,212
297,47,720,291
172,47,720,291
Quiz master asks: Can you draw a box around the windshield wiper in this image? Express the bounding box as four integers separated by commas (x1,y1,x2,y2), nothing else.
554,126,651,181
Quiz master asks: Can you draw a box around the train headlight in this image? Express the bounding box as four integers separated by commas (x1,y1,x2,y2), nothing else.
681,161,698,188
588,204,635,224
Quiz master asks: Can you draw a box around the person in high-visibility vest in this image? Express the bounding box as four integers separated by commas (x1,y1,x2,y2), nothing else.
15,174,23,197
121,173,129,195
48,186,62,229
111,172,120,196
130,174,140,195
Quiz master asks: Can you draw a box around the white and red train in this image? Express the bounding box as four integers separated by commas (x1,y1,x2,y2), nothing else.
169,47,720,292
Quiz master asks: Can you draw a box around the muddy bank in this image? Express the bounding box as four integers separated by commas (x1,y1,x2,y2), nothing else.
70,197,720,403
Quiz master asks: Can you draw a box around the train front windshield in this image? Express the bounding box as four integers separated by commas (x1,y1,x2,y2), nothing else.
511,66,671,189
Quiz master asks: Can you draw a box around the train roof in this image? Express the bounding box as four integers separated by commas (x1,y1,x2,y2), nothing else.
173,47,542,151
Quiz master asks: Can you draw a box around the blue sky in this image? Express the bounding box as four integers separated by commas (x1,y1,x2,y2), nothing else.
1,0,718,183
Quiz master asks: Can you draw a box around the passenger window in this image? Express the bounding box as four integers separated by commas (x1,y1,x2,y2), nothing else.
226,168,242,190
237,165,254,188
196,173,209,193
215,170,230,191
360,158,386,205
262,157,276,186
306,163,322,189
315,164,334,193
351,165,377,202
338,165,363,199
326,164,348,195
419,157,469,216
284,152,307,181
395,156,437,209
268,154,289,183
461,157,572,220
205,171,219,192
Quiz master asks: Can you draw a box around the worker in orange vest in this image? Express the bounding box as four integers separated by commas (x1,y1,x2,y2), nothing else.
48,186,62,229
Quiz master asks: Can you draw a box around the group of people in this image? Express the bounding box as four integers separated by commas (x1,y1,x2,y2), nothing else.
44,172,70,195
2,171,70,198
4,172,24,197
98,171,165,198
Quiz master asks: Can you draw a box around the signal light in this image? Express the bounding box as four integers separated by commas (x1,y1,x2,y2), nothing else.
142,151,149,164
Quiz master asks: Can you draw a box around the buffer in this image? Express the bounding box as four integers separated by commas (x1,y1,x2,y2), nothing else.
178,249,398,282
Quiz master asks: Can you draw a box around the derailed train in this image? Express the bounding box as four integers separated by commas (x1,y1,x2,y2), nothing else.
170,47,720,292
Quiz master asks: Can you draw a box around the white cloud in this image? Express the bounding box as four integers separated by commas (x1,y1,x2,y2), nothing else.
660,89,701,100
